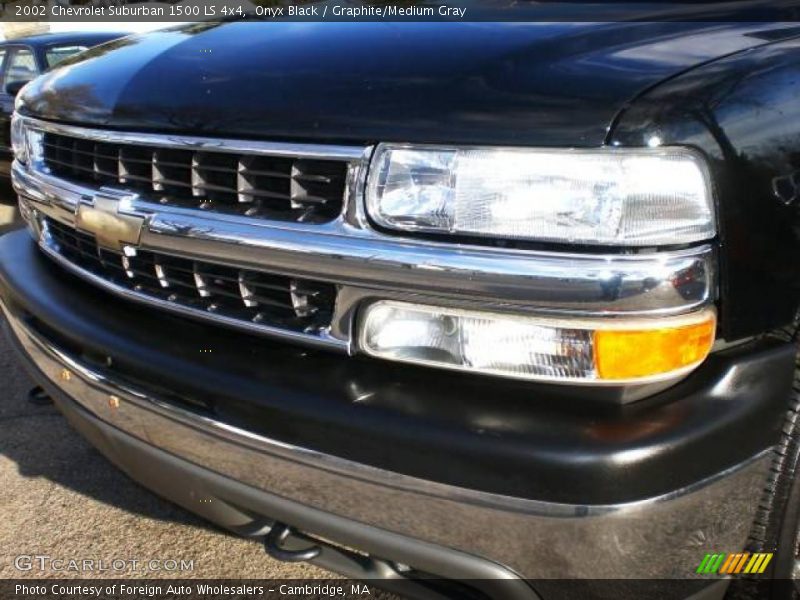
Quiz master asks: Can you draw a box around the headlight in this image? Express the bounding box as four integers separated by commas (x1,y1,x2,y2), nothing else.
366,144,715,246
10,113,27,164
360,301,716,384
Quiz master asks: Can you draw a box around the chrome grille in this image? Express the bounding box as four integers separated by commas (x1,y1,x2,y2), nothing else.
44,218,336,334
42,132,349,223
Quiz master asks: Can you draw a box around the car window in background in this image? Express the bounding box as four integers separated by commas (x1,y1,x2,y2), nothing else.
0,50,6,76
4,48,37,88
45,45,88,68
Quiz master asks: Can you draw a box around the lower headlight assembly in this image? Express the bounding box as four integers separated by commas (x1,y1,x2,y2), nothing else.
366,144,715,246
360,301,716,384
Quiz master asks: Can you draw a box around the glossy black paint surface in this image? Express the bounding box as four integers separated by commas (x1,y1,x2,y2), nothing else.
611,37,800,340
18,21,800,146
0,231,794,503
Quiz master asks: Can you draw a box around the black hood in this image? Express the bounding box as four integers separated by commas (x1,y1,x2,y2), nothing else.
19,21,795,146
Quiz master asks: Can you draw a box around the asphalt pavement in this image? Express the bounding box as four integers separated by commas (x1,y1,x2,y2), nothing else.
0,204,331,581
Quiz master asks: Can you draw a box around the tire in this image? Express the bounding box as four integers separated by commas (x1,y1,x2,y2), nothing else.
729,321,799,600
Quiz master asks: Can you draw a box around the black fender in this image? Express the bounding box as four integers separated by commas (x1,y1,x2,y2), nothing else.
609,36,800,341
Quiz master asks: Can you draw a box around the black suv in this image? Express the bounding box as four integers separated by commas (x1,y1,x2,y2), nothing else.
1,21,799,600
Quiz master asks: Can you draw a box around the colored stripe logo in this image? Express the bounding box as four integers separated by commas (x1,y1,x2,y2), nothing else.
696,553,773,575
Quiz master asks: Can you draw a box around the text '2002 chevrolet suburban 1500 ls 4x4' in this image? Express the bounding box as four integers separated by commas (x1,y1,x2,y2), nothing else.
1,19,800,600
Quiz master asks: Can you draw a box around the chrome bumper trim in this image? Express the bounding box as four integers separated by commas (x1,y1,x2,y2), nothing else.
13,156,715,320
1,296,769,579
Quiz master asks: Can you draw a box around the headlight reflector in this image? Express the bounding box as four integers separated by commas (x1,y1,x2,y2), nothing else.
360,301,715,384
366,145,715,246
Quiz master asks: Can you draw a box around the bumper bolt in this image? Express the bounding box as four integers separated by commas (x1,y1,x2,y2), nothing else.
59,368,72,382
108,395,121,409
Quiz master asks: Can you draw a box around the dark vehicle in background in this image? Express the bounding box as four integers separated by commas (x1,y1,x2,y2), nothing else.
2,20,800,600
0,32,124,181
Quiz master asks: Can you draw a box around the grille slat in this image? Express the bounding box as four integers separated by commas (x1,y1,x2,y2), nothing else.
153,176,194,190
44,218,335,334
42,132,348,224
240,167,291,179
242,280,295,295
45,157,96,176
244,294,297,311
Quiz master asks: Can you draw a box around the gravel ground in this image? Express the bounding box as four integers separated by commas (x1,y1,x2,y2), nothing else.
0,205,332,582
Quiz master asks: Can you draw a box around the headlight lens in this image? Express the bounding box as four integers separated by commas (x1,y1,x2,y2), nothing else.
366,144,715,246
10,113,27,164
360,301,716,384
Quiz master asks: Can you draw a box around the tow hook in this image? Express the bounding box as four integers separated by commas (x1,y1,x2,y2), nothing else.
27,385,53,405
263,522,321,562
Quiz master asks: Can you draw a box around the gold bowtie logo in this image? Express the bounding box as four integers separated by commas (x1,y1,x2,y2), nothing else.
75,193,145,251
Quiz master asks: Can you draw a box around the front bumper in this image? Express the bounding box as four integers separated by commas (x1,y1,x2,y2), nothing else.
0,229,796,595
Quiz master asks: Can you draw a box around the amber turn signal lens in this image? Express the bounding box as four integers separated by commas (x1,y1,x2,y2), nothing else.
594,312,716,381
360,301,716,385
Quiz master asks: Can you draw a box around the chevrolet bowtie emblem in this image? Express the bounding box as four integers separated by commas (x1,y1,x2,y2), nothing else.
75,193,145,251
